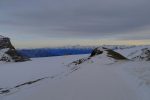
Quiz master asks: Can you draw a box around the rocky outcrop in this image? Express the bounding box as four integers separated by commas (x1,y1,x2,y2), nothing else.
68,47,127,67
90,47,127,60
0,35,30,62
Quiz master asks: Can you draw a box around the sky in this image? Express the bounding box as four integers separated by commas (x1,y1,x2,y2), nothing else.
0,0,150,48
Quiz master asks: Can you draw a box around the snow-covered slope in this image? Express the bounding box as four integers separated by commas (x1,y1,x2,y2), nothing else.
0,46,150,100
116,46,150,61
0,54,150,100
0,35,29,63
68,47,127,68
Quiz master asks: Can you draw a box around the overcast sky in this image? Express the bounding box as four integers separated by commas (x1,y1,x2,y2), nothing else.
0,0,150,48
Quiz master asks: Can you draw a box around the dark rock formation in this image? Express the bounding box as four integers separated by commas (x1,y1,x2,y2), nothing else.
71,57,91,66
90,47,127,60
0,35,30,62
90,47,104,57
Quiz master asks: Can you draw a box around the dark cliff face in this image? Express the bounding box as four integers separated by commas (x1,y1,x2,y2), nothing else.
0,36,30,62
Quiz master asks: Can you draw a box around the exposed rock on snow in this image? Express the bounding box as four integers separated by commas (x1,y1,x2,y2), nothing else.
90,47,127,60
0,35,30,62
68,47,127,68
131,48,150,61
116,46,150,61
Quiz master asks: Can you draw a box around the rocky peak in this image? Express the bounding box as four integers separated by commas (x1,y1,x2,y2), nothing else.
0,35,30,62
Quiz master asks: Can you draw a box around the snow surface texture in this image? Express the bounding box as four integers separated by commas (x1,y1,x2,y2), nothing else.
0,46,150,100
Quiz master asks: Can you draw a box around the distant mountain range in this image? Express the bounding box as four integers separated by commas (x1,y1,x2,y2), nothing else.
17,48,93,58
1,35,150,62
16,45,136,58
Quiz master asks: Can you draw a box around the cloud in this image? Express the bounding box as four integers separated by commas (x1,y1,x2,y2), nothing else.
0,0,150,40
